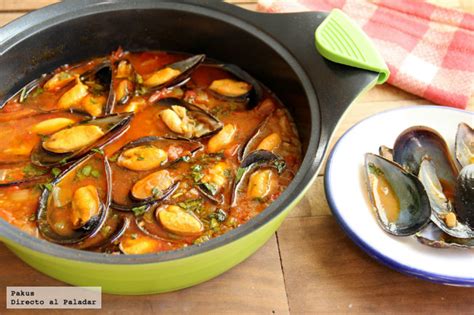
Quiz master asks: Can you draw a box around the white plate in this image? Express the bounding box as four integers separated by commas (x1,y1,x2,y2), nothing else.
325,106,474,286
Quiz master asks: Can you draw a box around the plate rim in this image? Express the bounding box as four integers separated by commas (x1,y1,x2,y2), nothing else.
325,105,474,287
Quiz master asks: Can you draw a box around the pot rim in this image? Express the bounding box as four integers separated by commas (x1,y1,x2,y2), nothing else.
0,0,323,264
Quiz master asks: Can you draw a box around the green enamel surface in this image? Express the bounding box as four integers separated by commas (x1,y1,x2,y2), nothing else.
315,9,390,84
1,182,311,295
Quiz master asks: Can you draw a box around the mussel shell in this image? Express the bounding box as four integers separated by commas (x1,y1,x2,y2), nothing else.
231,150,286,206
110,136,201,211
146,54,205,91
393,126,459,199
0,162,51,188
0,110,89,165
36,153,112,244
454,165,474,228
204,63,263,108
416,223,474,249
364,153,431,236
157,98,223,139
455,122,473,168
0,76,43,109
378,145,393,161
418,159,474,238
79,215,130,251
31,112,133,167
238,114,274,161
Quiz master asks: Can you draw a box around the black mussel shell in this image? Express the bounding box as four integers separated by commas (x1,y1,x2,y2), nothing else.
0,162,51,188
378,145,393,161
31,112,133,167
110,136,201,211
80,215,130,251
144,54,205,91
418,159,474,238
204,63,263,109
157,98,223,139
454,165,474,228
393,126,459,198
416,223,474,249
231,150,286,206
36,153,112,244
238,113,275,161
0,76,43,109
364,153,431,236
455,122,473,169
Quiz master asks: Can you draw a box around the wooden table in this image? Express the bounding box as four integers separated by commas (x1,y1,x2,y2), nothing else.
1,1,473,314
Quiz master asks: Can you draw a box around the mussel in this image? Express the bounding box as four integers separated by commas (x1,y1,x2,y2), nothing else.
203,63,263,108
231,150,286,207
0,110,88,165
110,136,202,211
31,112,133,167
36,153,111,244
416,223,474,249
455,122,473,168
195,160,232,203
418,159,474,238
142,54,205,91
454,165,474,229
157,98,223,139
238,114,282,161
364,153,431,236
393,126,459,200
136,204,204,241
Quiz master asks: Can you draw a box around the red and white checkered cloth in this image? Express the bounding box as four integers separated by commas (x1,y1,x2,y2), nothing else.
258,0,474,109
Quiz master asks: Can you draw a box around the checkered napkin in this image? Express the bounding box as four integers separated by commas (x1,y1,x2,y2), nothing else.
257,0,474,109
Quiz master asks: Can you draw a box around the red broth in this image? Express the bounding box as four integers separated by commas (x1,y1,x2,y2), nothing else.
0,49,302,254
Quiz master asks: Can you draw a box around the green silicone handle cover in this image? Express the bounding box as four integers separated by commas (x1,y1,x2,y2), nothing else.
315,9,390,84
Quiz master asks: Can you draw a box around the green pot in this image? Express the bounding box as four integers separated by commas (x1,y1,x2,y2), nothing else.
0,0,384,294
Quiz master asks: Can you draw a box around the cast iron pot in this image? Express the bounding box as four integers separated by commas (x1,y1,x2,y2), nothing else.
0,0,382,294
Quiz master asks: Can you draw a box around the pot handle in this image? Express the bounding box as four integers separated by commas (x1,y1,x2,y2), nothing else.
208,2,387,137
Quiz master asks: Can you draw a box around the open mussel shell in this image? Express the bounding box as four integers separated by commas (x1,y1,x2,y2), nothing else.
0,76,43,109
393,126,459,196
418,159,474,238
454,164,474,229
455,122,473,168
364,153,431,236
31,112,133,167
157,98,223,139
238,113,275,161
416,223,474,249
378,145,393,161
143,54,205,91
135,203,204,242
78,215,130,251
36,153,112,244
110,136,201,211
204,63,263,108
0,162,51,188
231,150,286,207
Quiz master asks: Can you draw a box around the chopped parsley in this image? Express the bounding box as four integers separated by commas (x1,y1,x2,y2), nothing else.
191,164,204,182
209,208,227,222
178,198,203,213
235,167,248,182
201,182,218,196
51,167,61,177
91,148,105,155
131,205,148,216
31,87,44,98
273,160,286,174
23,164,48,177
152,187,163,199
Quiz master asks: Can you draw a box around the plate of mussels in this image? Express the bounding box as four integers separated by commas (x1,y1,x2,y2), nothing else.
325,106,474,286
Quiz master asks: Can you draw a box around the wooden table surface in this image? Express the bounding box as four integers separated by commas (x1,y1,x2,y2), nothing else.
1,1,473,314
